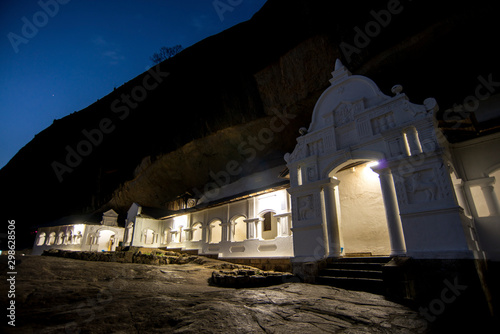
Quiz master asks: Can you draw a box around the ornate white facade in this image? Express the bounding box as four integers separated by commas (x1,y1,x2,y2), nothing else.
286,59,496,263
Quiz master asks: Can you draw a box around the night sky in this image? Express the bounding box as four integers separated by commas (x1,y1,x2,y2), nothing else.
0,0,267,169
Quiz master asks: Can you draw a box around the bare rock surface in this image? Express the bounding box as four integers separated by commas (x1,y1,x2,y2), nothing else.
1,256,428,333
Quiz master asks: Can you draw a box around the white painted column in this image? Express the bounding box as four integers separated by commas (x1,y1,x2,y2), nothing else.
244,218,258,240
202,225,209,243
404,127,422,156
454,182,471,216
275,213,292,237
481,180,500,216
221,222,228,242
184,229,192,242
322,179,342,258
228,221,235,242
255,218,264,240
374,168,406,256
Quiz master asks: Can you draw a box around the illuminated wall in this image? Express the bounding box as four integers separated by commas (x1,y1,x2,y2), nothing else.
336,163,391,256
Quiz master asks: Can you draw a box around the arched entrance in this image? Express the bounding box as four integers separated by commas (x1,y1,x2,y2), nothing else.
96,230,117,252
330,160,391,256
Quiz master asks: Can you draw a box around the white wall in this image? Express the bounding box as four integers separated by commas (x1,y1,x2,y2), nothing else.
128,188,293,258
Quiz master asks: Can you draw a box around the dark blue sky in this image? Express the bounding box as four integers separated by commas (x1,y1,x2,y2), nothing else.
0,0,267,168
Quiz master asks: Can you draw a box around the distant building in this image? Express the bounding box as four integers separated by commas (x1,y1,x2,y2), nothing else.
32,209,124,255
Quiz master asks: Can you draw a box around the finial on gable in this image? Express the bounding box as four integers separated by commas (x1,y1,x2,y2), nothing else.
334,59,343,71
330,59,352,85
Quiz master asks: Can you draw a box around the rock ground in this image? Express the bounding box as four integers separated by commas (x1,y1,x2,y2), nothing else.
1,256,428,333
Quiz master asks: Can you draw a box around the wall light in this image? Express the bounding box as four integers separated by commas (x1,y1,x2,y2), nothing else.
367,161,379,168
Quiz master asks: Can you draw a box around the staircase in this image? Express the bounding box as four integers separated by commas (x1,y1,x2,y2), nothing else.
317,256,391,295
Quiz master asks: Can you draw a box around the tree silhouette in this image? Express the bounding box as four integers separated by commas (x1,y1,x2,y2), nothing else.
150,45,183,65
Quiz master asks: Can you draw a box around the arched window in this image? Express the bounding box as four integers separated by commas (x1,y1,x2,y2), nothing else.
262,212,278,240
192,223,203,242
209,220,222,244
47,232,56,245
233,216,246,242
36,232,46,246
143,229,155,244
56,232,64,245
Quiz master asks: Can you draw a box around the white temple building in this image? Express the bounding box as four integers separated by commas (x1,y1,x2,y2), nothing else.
33,60,500,267
32,209,124,255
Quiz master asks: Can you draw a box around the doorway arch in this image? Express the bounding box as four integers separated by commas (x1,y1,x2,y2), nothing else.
329,159,391,256
96,230,117,252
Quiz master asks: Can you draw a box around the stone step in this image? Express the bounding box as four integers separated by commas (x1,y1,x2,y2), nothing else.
326,262,385,271
316,257,391,295
319,268,383,280
316,276,385,295
180,249,199,255
329,256,391,263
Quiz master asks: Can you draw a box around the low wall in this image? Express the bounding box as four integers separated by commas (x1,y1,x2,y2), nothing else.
220,257,292,272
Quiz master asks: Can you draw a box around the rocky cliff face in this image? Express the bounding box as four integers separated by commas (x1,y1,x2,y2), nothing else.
2,0,500,248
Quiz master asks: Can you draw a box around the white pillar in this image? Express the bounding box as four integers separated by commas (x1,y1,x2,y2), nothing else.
184,229,192,242
275,213,292,237
255,218,264,240
404,127,422,156
454,183,471,216
322,179,342,258
202,225,209,243
244,218,259,240
375,168,407,256
481,182,500,216
228,222,235,242
221,222,228,242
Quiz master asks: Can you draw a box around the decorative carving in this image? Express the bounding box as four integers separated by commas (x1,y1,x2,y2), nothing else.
424,98,439,113
298,195,314,220
395,180,408,206
371,112,395,134
356,116,371,138
307,139,324,156
335,103,353,127
406,171,439,202
437,163,452,200
287,142,307,163
187,198,197,208
391,85,403,95
307,166,317,182
402,99,426,117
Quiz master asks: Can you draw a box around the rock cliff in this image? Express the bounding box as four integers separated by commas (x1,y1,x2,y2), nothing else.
2,0,500,248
